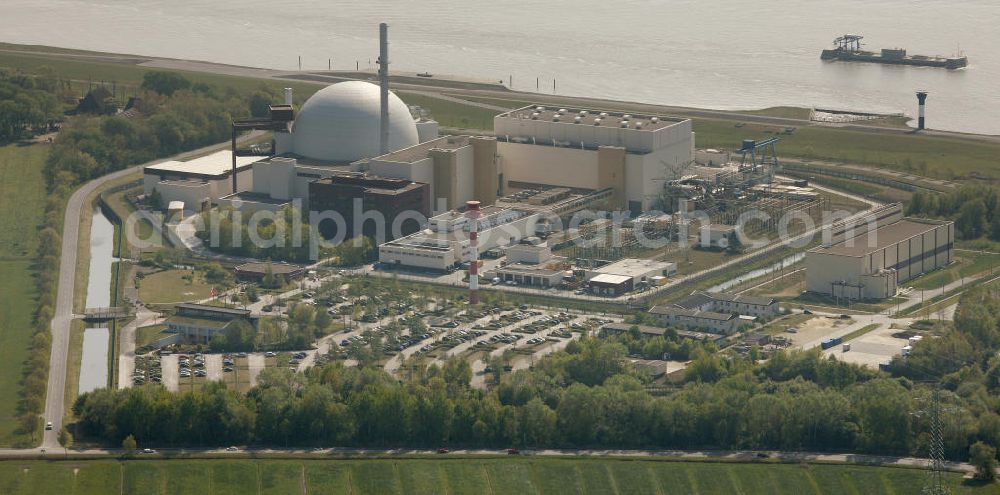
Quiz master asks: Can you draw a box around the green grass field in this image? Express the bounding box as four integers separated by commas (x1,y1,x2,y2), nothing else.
908,252,1000,290
0,458,994,495
137,269,215,306
0,143,49,447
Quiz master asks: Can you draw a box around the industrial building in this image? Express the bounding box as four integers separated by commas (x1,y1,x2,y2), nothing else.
378,206,541,271
358,135,499,210
648,305,741,334
494,105,694,213
164,303,258,344
673,291,780,318
805,215,954,300
143,150,259,212
234,262,306,283
308,173,429,240
586,258,677,285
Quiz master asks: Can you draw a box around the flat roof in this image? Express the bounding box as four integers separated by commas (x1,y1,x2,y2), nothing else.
590,273,632,285
145,150,260,178
495,263,563,277
808,218,951,257
595,258,676,277
312,174,426,196
497,105,687,131
368,136,471,164
166,315,233,330
220,191,291,206
175,302,251,317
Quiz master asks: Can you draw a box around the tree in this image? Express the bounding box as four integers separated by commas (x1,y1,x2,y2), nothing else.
122,434,137,454
58,427,73,448
970,441,997,480
141,71,192,96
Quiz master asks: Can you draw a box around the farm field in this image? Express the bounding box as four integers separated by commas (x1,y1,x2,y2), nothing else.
0,143,49,446
0,458,995,495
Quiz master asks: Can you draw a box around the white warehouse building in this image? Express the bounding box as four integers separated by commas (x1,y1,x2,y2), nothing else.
494,105,694,213
379,205,540,271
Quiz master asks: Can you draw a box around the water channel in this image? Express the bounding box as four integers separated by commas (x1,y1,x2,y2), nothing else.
706,252,805,294
79,208,116,395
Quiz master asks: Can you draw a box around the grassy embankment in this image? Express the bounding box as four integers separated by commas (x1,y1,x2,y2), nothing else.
0,144,48,446
0,458,996,495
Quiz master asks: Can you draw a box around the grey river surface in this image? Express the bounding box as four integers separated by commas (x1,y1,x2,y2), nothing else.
80,209,116,394
2,0,998,134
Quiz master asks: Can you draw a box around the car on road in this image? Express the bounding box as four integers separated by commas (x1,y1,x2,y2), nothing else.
506,448,520,455
45,422,53,431
437,448,450,454
142,448,156,454
226,446,238,452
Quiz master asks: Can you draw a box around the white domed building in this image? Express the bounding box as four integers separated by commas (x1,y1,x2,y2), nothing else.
275,81,422,162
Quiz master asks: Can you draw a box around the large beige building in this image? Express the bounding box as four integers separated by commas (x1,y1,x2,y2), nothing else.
359,135,498,211
494,105,693,213
143,150,259,212
806,217,954,300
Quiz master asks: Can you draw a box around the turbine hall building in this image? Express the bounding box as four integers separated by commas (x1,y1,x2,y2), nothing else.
805,217,954,300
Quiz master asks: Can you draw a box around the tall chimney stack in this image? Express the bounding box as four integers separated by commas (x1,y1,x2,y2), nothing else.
465,201,481,305
916,91,928,130
283,87,293,106
378,23,390,155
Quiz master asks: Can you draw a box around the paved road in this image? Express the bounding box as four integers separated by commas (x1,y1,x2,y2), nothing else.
41,135,264,448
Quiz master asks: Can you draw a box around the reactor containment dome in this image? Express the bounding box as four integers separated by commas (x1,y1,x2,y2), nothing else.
291,81,419,162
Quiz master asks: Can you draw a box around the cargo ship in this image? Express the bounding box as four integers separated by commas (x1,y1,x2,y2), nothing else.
821,34,967,69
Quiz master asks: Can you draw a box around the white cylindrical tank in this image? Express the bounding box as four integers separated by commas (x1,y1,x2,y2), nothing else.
284,88,293,105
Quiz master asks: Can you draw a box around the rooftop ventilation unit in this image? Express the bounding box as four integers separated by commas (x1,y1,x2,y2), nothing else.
573,116,582,123
579,110,589,116
650,117,659,123
553,115,560,122
620,121,629,128
558,108,567,114
536,106,546,111
600,112,609,117
635,122,643,129
531,112,540,120
593,118,602,126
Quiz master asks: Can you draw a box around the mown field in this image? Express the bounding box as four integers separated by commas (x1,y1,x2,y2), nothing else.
0,458,994,495
0,143,49,446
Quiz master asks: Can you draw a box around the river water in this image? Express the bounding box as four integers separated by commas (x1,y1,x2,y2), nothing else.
80,208,116,394
3,0,998,134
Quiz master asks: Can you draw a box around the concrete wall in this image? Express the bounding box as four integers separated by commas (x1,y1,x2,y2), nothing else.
598,146,626,209
379,243,457,271
470,137,498,206
151,181,212,212
252,157,296,200
498,142,600,190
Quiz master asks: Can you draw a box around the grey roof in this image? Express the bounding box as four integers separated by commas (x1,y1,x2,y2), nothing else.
673,292,716,310
674,291,776,309
649,305,735,322
702,291,777,307
808,218,952,257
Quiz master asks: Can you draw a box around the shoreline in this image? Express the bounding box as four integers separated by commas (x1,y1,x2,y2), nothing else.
3,41,998,142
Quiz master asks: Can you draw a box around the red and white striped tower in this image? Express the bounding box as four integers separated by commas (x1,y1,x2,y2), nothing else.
465,200,481,305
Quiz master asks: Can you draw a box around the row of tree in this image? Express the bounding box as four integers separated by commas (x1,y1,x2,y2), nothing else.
72,329,995,461
0,68,63,142
42,71,288,192
907,184,1000,240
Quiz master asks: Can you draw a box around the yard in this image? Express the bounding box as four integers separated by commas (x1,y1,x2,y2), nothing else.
907,251,1000,290
137,269,217,306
